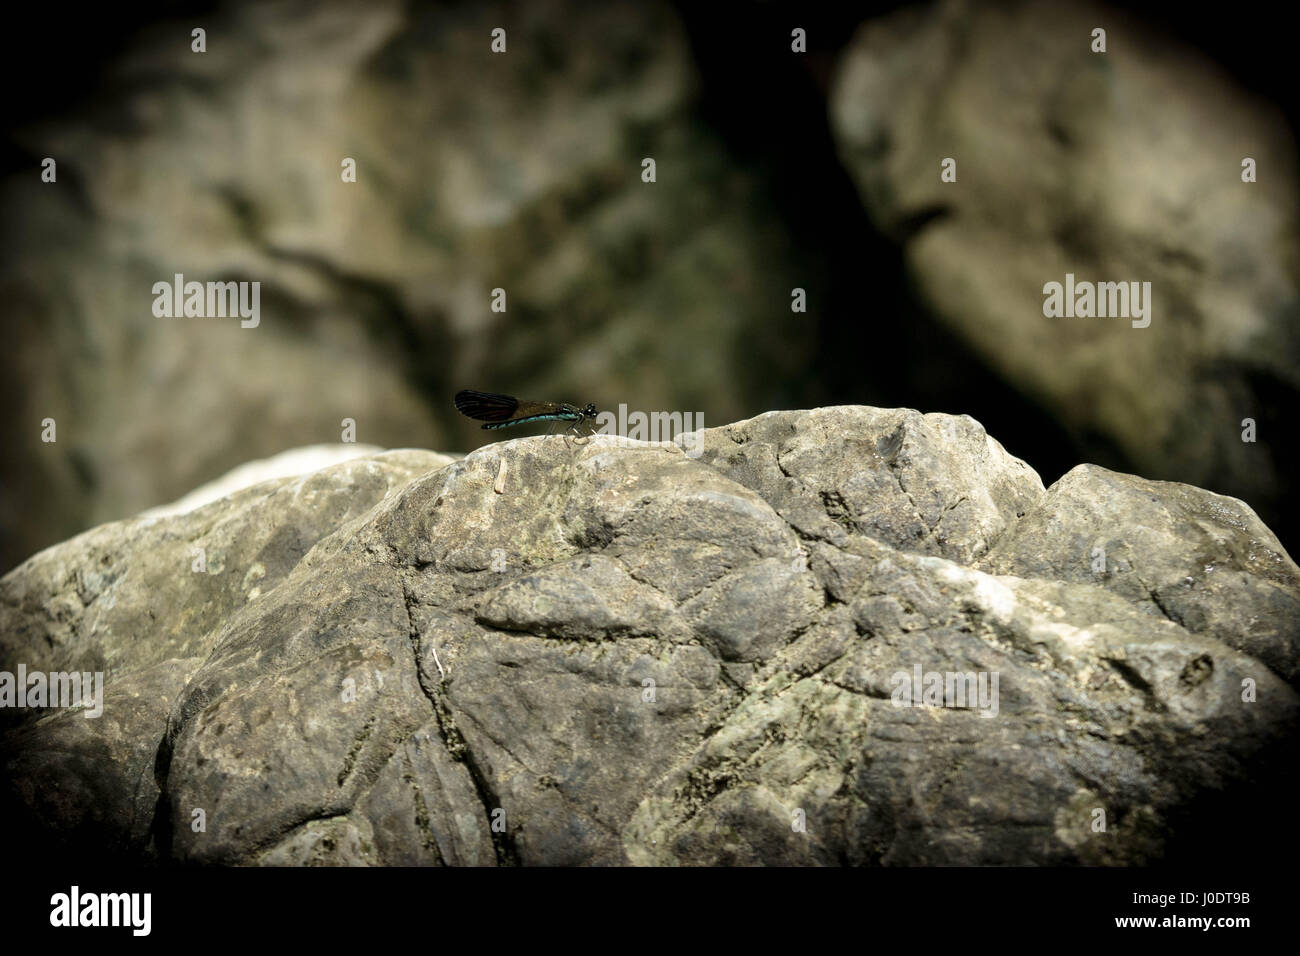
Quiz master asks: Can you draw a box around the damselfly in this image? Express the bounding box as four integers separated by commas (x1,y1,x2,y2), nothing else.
454,389,600,441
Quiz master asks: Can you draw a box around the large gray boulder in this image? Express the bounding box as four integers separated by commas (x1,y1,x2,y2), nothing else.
2,408,1295,864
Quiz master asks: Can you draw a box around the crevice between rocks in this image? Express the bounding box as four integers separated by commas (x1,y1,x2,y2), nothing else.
402,580,518,866
1132,565,1186,629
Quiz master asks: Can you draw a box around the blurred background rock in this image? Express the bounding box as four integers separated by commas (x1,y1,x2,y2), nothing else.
1,0,1296,574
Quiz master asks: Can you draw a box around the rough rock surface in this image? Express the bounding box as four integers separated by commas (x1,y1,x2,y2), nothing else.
142,443,389,517
978,465,1300,686
2,408,1296,865
830,0,1300,539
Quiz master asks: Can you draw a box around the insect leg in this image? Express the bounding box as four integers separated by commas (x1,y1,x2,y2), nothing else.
570,417,594,446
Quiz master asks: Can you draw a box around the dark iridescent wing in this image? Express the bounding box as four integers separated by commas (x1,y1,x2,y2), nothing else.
454,390,572,428
454,389,520,423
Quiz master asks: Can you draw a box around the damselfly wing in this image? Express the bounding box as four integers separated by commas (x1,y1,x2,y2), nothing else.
454,389,598,435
